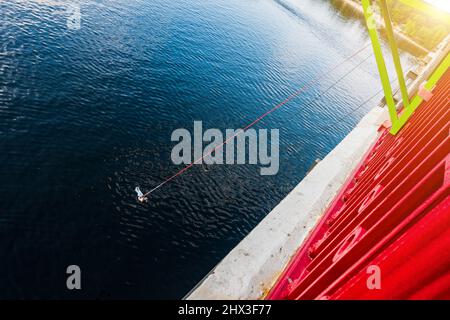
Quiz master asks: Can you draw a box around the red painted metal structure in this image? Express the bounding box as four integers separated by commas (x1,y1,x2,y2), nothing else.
267,69,450,300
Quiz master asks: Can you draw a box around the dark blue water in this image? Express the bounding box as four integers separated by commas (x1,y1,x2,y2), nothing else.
0,0,415,298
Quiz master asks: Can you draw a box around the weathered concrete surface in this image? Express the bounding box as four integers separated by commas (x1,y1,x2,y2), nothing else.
187,105,389,300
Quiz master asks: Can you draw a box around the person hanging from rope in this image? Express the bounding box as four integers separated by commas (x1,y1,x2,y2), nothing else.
135,187,148,202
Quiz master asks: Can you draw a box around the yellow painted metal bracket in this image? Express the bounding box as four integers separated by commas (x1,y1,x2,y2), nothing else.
390,52,450,134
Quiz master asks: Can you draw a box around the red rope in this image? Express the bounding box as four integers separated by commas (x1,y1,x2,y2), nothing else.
143,44,371,197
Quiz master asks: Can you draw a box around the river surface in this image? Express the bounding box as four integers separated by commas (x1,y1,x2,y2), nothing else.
0,0,415,298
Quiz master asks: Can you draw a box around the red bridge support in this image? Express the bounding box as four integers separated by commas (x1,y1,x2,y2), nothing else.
267,69,450,300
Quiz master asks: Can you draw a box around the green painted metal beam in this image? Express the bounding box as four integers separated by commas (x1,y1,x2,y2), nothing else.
361,0,449,135
361,0,398,123
379,0,410,108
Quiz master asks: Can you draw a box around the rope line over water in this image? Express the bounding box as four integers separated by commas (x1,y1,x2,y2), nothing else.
269,52,374,155
141,43,372,198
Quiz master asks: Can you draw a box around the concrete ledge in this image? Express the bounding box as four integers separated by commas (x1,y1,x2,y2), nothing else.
187,106,389,300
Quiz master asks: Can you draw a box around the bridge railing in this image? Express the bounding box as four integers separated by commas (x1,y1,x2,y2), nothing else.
361,0,449,135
